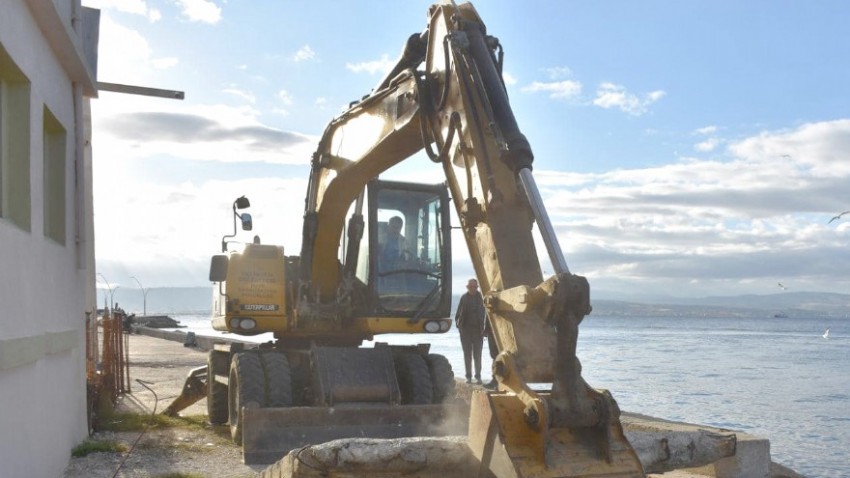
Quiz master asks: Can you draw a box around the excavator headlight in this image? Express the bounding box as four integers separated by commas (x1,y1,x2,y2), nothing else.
230,317,257,330
439,320,451,332
424,321,441,333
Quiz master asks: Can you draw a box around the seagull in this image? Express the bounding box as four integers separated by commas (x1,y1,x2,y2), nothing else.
828,211,850,224
822,328,830,339
777,282,788,290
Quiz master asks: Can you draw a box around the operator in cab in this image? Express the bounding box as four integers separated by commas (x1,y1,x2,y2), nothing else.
379,215,406,271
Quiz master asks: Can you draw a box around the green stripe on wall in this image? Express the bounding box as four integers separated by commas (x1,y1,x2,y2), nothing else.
0,330,79,370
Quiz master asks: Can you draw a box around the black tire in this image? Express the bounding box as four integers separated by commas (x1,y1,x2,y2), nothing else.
426,353,455,403
207,351,229,425
228,352,264,445
395,353,433,405
260,352,293,407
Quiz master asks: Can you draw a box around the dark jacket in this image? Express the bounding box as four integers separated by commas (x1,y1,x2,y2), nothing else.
455,291,486,332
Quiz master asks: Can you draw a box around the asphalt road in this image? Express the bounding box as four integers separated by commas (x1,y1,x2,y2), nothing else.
116,330,212,416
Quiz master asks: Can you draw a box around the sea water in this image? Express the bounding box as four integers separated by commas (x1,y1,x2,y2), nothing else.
167,313,848,478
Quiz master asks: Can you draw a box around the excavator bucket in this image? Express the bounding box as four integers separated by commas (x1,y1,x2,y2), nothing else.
468,390,645,478
241,403,468,464
162,366,208,417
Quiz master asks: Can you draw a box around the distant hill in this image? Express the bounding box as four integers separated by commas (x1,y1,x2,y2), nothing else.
100,286,850,319
592,291,850,319
98,287,212,315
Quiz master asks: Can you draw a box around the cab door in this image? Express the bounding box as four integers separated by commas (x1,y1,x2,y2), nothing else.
365,180,452,318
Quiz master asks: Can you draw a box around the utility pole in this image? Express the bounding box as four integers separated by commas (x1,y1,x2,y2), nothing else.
97,273,114,311
109,286,119,311
130,276,149,317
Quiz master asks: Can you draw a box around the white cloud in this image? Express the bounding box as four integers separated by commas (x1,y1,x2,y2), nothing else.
90,96,318,165
695,137,720,152
151,57,178,69
647,90,665,102
83,0,149,16
277,90,293,105
84,0,214,23
528,119,850,296
90,13,183,82
294,45,316,62
96,14,156,82
501,72,518,86
592,82,665,116
271,90,293,115
693,125,718,136
176,0,222,24
315,97,328,107
346,54,395,75
729,119,850,177
544,66,572,80
223,88,256,104
521,80,582,100
94,175,309,285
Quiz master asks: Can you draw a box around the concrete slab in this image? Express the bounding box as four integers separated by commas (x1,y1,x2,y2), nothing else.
684,431,771,478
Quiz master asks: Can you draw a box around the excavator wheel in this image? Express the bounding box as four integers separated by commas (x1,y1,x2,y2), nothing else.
260,352,292,407
207,350,229,425
395,353,433,404
426,353,455,403
228,352,264,445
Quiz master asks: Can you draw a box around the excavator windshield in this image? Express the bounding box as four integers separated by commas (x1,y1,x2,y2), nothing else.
350,180,451,318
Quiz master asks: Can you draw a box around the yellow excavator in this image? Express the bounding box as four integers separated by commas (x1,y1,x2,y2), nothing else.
177,1,646,476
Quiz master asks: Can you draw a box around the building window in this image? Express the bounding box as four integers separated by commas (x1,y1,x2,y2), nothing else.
0,46,32,232
43,107,66,245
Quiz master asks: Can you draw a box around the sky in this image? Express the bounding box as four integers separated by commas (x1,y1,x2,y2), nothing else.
83,0,850,301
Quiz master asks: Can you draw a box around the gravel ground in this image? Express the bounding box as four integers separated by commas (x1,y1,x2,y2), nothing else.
63,332,264,478
63,427,264,478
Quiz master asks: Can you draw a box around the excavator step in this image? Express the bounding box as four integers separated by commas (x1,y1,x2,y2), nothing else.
242,403,468,464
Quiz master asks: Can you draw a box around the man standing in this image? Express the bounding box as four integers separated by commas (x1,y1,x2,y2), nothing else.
455,278,486,384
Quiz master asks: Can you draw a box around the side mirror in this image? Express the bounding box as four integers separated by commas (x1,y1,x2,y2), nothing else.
235,196,250,210
240,212,253,231
221,196,252,251
209,255,229,282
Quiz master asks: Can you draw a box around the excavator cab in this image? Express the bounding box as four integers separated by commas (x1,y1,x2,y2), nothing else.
358,179,452,320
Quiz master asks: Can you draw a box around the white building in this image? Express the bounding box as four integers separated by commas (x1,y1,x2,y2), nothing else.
0,1,99,476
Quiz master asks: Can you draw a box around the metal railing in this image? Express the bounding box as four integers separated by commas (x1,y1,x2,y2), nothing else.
86,309,131,417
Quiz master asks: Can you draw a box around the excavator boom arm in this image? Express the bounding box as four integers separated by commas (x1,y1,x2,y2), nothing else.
302,0,562,397
299,2,645,476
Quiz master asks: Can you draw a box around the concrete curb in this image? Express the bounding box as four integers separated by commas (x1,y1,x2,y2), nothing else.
133,326,253,351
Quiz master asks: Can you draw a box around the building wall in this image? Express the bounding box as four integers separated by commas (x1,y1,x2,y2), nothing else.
0,1,97,477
